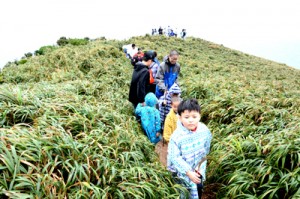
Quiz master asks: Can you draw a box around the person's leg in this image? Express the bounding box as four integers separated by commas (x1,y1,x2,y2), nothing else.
196,175,204,198
149,83,156,94
132,103,141,123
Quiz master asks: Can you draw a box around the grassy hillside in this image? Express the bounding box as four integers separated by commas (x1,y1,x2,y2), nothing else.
0,35,299,198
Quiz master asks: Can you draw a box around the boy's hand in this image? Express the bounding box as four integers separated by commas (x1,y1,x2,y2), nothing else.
186,171,201,184
162,99,167,106
156,132,161,137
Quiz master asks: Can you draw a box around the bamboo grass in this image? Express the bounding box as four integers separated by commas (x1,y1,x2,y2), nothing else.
0,35,299,198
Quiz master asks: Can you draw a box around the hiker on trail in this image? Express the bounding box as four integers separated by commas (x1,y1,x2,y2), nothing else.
155,50,180,99
174,28,178,37
158,83,181,127
127,44,138,59
151,50,160,66
167,99,212,199
122,44,132,58
169,29,175,37
152,29,155,35
167,26,172,37
164,27,167,36
149,51,159,93
181,29,187,39
152,28,157,35
131,48,144,67
154,95,182,168
158,26,163,35
135,92,162,144
128,51,156,109
163,96,182,143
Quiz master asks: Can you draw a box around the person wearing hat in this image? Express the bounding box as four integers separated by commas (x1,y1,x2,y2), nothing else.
129,51,156,109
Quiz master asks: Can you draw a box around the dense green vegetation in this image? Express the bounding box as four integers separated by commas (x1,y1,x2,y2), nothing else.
0,35,299,198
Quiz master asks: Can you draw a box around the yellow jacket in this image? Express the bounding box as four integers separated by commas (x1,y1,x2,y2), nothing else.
163,109,178,142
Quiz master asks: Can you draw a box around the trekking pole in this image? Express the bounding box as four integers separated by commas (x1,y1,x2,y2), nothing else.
162,89,167,147
161,74,170,146
195,157,207,199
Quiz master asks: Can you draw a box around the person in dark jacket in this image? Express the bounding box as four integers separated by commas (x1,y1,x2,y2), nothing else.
129,51,156,108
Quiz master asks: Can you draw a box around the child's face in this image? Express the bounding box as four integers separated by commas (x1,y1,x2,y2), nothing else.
170,93,179,97
179,110,201,131
171,101,180,113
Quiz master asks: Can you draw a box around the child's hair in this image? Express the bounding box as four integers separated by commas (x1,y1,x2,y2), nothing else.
171,96,182,104
177,98,201,116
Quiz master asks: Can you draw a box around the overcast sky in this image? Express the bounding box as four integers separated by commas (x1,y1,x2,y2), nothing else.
1,0,300,69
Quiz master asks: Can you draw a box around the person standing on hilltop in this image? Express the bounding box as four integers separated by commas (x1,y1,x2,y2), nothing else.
181,29,187,39
158,26,163,35
174,28,178,37
155,50,180,99
129,51,156,109
167,26,172,37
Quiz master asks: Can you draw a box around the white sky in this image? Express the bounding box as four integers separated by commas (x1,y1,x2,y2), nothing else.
1,0,300,69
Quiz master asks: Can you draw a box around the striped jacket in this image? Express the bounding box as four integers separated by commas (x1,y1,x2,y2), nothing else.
158,83,181,125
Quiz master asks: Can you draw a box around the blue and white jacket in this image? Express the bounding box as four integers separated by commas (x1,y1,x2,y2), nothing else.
168,121,212,199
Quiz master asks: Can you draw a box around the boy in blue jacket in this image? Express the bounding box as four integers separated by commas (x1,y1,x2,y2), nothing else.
168,99,212,198
135,92,162,144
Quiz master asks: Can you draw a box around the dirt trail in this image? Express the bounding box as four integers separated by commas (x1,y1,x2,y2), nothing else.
155,140,168,167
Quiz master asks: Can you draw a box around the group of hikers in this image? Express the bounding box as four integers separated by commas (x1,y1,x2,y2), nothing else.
151,26,187,39
125,44,212,199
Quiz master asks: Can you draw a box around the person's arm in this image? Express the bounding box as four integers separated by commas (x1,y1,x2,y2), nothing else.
135,103,142,116
155,109,161,133
174,64,180,85
163,115,172,142
137,72,149,103
155,63,167,92
152,63,159,79
168,136,201,184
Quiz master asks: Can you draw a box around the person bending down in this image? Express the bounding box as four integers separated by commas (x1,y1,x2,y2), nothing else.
135,92,162,144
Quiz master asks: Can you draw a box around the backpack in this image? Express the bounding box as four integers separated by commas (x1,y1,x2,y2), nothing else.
149,69,155,84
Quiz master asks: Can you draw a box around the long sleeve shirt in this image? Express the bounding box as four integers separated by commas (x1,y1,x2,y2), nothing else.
163,109,178,142
155,60,180,93
167,121,212,199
